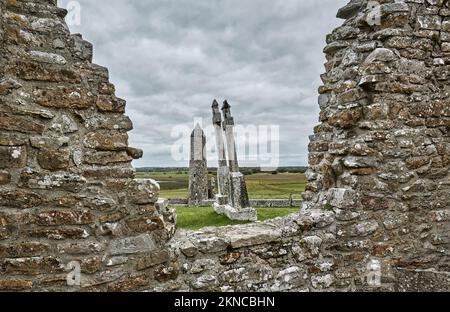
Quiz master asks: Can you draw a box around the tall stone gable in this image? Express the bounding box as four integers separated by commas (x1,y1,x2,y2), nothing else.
189,124,208,202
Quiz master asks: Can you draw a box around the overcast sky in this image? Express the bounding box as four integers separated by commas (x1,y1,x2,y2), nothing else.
60,0,346,168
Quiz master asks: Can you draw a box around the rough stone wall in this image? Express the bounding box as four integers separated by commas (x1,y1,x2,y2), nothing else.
0,0,449,292
302,0,450,289
0,0,175,291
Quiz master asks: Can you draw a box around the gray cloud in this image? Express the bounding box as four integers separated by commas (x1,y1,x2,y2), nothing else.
60,0,347,167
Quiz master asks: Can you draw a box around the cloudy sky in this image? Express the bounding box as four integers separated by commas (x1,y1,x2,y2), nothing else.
60,0,347,168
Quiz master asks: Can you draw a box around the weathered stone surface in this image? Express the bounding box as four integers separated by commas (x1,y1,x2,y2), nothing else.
20,170,86,192
0,146,27,169
37,148,70,170
84,132,128,151
35,87,96,109
34,210,94,226
126,216,165,233
0,189,42,208
227,224,282,249
10,61,81,83
188,230,229,253
0,242,51,258
127,179,160,205
0,171,11,185
0,133,28,146
96,95,126,113
83,151,132,165
26,227,90,240
107,274,149,292
0,78,22,95
136,250,170,270
0,114,45,134
0,279,33,291
328,188,358,209
57,241,104,255
1,256,64,275
126,147,143,160
108,234,157,255
30,136,69,149
336,1,362,19
328,109,362,128
50,115,79,134
29,50,67,65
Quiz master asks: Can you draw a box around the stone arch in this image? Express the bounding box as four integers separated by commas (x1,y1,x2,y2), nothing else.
0,0,449,292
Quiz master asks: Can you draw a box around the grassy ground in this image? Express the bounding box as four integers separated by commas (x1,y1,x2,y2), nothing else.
136,171,306,200
175,206,299,230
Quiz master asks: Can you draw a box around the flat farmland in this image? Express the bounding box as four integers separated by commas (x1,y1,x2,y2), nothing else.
135,171,306,200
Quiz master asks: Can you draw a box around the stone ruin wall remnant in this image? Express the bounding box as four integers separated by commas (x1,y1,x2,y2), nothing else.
0,0,449,292
0,0,176,291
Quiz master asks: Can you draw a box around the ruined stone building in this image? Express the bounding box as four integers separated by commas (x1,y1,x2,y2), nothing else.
0,0,449,291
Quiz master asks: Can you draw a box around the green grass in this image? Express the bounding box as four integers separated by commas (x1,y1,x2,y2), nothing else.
175,206,299,230
245,173,306,200
136,171,306,200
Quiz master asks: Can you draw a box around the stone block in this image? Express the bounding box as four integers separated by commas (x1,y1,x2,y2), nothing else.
57,241,104,255
10,61,81,83
127,179,160,205
0,171,11,185
0,280,33,291
136,250,170,270
20,170,86,192
34,210,94,226
336,1,362,19
84,132,128,151
0,189,42,208
35,87,96,109
96,95,126,113
328,188,358,209
126,147,143,159
0,114,45,134
108,234,157,255
226,224,281,249
37,148,70,170
126,216,165,233
1,256,64,275
213,203,257,222
0,241,51,258
26,227,90,240
107,274,149,292
83,151,132,165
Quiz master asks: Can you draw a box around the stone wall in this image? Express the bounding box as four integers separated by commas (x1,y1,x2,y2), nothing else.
301,0,450,290
0,0,175,291
0,0,449,292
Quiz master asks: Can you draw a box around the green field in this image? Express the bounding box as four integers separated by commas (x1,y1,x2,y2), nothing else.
175,206,299,230
135,171,306,200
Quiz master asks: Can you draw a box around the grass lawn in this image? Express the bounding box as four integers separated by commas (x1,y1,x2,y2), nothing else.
136,171,306,200
245,173,306,200
175,206,299,230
